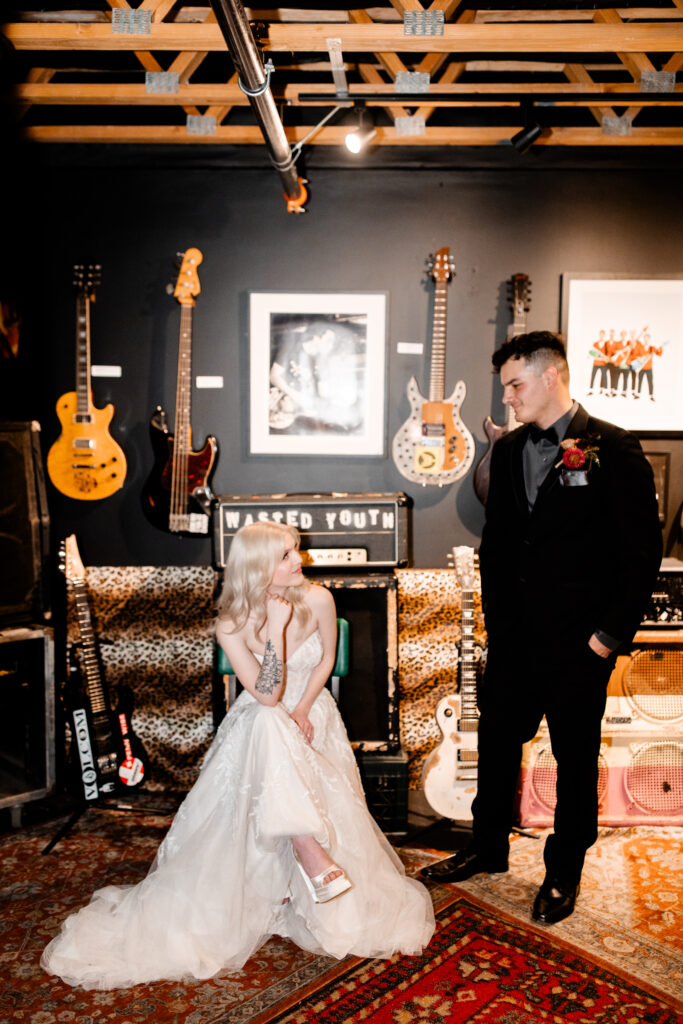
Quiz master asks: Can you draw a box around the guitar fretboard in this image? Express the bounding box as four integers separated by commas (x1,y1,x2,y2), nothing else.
171,303,194,520
429,278,448,403
73,583,109,716
459,586,479,728
75,293,93,422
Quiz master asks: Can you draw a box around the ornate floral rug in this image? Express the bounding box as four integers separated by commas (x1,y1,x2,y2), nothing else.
1,810,681,1024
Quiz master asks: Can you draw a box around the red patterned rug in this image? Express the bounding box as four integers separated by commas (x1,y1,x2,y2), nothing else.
2,808,682,1024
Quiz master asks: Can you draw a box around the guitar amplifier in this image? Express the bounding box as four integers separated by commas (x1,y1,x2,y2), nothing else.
212,492,410,570
640,559,683,627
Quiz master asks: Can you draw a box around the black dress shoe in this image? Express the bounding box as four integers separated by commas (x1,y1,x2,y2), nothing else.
532,878,580,925
421,848,509,883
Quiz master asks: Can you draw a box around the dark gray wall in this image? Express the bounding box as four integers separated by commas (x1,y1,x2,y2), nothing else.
5,150,682,569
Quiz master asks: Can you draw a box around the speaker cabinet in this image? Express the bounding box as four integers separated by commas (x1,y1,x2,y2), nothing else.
516,700,683,828
0,421,50,625
607,630,683,728
0,626,55,817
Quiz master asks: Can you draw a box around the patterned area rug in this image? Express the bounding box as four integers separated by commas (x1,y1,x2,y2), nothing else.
446,824,683,1005
2,811,681,1024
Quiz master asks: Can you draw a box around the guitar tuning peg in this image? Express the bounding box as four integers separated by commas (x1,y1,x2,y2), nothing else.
166,282,175,295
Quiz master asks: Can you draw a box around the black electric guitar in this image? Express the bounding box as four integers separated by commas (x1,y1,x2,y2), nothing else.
392,248,475,487
421,546,480,822
62,534,147,800
142,247,218,534
47,264,127,500
473,272,532,505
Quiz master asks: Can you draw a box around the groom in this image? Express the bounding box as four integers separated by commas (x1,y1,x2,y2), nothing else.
423,331,662,924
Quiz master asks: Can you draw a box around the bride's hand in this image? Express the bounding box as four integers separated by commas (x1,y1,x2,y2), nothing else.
265,591,293,632
291,708,314,744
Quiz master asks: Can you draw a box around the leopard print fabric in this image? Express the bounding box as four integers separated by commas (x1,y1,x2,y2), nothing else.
396,569,486,788
65,566,484,796
68,566,219,793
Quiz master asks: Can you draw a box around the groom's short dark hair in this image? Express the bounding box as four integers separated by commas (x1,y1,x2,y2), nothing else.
492,331,569,385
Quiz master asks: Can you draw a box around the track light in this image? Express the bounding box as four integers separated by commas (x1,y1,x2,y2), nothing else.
511,122,542,154
344,110,376,154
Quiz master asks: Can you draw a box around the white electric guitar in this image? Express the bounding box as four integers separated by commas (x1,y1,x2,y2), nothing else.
422,546,480,822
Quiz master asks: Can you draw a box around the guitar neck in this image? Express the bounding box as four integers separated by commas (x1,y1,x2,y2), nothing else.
73,584,110,719
459,586,478,726
428,278,448,402
171,303,194,515
75,292,93,421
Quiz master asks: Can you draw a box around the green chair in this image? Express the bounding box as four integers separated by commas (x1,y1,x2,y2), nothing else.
217,617,350,708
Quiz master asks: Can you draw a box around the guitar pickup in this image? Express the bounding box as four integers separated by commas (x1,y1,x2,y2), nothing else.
458,750,479,763
73,439,95,449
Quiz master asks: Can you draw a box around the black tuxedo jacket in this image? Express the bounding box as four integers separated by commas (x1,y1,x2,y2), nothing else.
479,404,662,652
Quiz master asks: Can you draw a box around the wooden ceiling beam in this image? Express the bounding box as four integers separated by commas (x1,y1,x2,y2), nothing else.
11,81,683,105
5,21,683,54
22,123,683,145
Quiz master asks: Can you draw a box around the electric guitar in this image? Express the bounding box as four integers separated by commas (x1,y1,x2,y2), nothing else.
392,248,475,487
142,248,218,535
422,546,480,822
47,264,127,500
62,534,147,800
473,272,531,505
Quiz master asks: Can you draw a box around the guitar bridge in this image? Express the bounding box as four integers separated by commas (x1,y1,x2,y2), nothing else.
169,513,209,534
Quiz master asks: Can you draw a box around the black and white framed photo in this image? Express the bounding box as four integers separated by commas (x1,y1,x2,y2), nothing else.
561,273,683,433
249,291,387,456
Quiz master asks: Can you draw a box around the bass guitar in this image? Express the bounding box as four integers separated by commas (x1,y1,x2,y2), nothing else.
47,264,127,500
422,545,480,822
142,247,218,534
392,247,475,487
62,534,147,800
473,272,531,505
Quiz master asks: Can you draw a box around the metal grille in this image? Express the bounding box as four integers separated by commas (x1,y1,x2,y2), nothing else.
624,648,683,723
530,743,608,811
625,741,683,815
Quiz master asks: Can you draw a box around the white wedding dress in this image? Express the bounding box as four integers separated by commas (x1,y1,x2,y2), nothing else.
41,630,435,989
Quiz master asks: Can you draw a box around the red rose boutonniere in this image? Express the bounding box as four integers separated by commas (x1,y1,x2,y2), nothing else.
555,438,601,472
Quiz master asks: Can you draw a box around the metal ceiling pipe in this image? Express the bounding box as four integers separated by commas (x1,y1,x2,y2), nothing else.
209,0,306,212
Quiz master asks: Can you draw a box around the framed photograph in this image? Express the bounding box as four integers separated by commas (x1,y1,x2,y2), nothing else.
642,451,669,524
249,291,387,456
561,274,683,433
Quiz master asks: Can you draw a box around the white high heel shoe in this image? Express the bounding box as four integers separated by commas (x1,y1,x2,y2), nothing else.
294,856,352,904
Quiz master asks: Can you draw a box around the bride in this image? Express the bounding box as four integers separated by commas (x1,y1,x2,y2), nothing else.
41,521,435,989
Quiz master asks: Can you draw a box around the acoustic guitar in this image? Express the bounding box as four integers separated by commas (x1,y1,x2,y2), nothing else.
392,248,474,487
47,264,127,500
142,247,218,535
421,545,480,823
62,534,147,800
473,272,531,505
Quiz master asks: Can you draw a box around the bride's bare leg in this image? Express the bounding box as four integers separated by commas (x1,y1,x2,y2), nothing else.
291,835,342,885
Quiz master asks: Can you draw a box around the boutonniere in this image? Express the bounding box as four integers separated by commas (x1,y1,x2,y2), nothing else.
555,437,601,471
555,436,600,487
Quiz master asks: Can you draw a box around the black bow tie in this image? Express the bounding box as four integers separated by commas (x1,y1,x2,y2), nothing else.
528,424,558,445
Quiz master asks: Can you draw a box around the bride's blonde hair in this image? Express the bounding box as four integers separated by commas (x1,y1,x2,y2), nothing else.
216,521,310,634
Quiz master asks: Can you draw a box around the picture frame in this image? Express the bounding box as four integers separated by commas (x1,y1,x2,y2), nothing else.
560,273,683,433
642,451,670,524
249,291,387,456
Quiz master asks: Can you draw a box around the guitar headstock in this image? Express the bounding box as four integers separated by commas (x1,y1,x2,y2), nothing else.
449,545,478,589
173,247,203,306
426,247,455,284
62,533,86,585
73,263,102,301
507,272,532,317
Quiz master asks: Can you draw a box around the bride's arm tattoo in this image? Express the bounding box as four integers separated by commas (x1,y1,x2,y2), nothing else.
255,640,283,695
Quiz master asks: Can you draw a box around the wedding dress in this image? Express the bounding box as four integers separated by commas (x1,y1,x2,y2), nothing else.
41,630,435,989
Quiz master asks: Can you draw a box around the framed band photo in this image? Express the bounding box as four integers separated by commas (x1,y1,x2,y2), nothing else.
249,291,387,456
561,273,683,433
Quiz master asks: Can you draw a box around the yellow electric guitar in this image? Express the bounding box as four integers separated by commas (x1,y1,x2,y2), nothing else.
47,264,127,500
392,247,475,487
